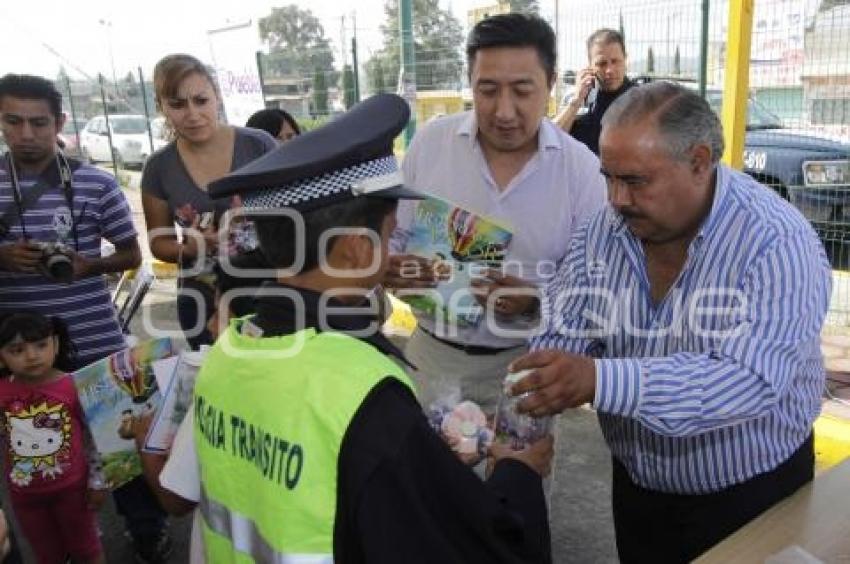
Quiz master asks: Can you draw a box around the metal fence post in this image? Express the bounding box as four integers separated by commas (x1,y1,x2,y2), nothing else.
698,0,709,99
399,0,416,147
98,74,119,177
62,73,81,155
138,67,155,158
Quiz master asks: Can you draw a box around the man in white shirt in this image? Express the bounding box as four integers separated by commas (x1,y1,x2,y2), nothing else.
386,13,606,412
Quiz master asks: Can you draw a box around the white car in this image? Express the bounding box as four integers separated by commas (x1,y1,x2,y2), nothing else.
149,116,170,152
80,114,155,169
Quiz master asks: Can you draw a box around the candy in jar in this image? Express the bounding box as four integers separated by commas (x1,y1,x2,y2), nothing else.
494,369,553,450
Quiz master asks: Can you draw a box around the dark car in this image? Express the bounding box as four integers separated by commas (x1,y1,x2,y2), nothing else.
701,90,849,265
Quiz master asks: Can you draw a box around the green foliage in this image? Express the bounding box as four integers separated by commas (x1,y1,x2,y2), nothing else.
259,5,338,86
368,58,388,94
311,69,329,116
364,0,464,93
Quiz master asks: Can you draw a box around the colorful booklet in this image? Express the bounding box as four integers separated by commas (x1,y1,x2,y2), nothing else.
143,349,207,454
400,195,513,327
72,338,175,489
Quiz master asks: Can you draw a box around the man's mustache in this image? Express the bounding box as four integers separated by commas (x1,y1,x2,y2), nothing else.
617,208,644,220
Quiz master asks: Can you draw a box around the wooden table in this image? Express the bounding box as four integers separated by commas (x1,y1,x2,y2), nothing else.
696,459,850,563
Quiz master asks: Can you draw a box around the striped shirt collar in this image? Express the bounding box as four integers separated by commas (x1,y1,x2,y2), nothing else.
455,111,563,153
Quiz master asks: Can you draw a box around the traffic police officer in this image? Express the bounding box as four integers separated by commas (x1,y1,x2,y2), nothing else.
195,93,554,563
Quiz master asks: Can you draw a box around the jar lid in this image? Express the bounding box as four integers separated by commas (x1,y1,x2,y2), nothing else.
504,368,534,385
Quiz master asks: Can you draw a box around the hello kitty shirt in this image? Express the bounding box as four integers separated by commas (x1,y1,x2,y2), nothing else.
0,375,93,493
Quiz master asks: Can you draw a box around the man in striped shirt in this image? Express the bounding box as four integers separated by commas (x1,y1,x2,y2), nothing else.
0,75,174,563
0,74,141,367
511,82,831,562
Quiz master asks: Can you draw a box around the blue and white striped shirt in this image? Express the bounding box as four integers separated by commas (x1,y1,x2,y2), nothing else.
0,160,137,367
531,165,831,494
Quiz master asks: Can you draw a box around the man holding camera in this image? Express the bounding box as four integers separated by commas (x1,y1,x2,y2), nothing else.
0,74,141,367
553,29,634,155
0,75,175,564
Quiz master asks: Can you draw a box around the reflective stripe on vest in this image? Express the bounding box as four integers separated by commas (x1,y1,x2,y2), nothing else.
201,486,332,564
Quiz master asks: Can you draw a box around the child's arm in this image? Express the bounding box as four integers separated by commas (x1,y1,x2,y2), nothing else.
133,412,196,516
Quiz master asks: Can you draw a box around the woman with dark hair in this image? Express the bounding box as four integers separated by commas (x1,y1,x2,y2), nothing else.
141,54,277,350
245,108,301,143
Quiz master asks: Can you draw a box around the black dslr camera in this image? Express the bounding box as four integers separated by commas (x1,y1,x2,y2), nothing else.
34,241,74,284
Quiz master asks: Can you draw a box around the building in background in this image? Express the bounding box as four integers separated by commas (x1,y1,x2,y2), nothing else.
802,4,850,136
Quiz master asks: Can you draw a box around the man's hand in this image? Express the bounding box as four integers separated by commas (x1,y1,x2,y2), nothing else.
489,435,554,477
573,67,599,106
471,269,538,319
383,254,446,289
70,250,94,279
86,488,108,511
508,349,596,416
0,239,42,273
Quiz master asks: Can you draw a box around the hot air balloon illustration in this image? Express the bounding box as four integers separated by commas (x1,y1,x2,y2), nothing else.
109,347,158,405
448,207,509,263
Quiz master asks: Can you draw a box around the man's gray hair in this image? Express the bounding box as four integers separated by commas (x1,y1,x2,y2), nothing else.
601,81,725,163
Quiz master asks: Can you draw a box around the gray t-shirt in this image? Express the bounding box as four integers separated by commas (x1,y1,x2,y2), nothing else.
141,126,276,224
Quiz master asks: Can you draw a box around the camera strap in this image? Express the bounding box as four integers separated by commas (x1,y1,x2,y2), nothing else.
0,152,77,247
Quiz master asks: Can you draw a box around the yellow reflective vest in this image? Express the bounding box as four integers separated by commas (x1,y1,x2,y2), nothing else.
194,322,414,563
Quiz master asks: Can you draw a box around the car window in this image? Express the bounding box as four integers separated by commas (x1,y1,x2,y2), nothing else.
706,92,784,130
111,117,148,134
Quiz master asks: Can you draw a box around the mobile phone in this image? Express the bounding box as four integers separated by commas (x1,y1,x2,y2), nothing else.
584,77,601,109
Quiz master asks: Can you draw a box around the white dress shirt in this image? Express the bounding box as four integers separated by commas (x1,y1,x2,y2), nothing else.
392,111,606,348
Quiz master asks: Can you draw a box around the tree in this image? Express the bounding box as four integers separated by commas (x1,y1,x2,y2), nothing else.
368,58,387,94
342,65,356,109
312,69,328,116
259,5,337,87
509,0,540,15
673,45,681,76
365,0,464,93
647,47,655,74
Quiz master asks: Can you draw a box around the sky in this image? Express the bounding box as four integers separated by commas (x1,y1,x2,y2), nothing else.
1,0,826,85
0,0,522,81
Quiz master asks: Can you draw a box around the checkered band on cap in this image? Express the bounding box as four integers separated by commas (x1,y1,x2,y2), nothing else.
243,156,399,209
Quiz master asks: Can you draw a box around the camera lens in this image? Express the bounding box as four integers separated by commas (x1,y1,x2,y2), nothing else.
44,253,74,284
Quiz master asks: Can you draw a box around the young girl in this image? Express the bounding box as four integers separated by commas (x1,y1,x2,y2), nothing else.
0,312,107,564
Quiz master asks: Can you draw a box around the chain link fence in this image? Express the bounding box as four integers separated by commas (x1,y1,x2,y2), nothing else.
35,0,850,324
556,0,850,325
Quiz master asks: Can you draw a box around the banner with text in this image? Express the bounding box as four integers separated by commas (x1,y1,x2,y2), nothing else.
208,21,265,126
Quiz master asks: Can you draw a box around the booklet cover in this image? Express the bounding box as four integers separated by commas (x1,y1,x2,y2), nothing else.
143,349,207,454
400,195,513,327
73,338,174,489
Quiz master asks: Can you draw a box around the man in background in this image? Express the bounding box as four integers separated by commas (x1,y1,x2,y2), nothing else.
554,28,634,155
